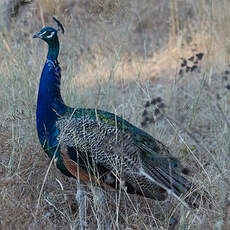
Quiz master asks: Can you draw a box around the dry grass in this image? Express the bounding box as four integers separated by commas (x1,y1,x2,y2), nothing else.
0,0,230,229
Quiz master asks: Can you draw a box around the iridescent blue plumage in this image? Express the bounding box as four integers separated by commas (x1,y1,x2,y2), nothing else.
34,18,204,208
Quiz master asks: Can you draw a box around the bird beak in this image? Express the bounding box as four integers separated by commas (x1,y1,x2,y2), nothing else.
32,32,41,39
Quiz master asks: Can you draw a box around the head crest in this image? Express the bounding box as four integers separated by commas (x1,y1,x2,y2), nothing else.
53,17,65,34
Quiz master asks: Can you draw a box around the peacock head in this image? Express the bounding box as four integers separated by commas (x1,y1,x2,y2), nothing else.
33,17,64,45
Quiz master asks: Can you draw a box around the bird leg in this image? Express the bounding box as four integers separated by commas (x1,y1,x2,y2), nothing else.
76,180,87,230
61,148,111,229
91,185,111,230
60,148,88,229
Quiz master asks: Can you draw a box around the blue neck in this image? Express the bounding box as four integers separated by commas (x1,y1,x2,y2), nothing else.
36,56,66,147
47,36,59,61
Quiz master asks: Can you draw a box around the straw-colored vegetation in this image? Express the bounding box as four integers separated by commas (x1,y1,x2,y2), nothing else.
0,0,230,229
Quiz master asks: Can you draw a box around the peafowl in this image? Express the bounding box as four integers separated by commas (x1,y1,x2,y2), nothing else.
33,18,203,227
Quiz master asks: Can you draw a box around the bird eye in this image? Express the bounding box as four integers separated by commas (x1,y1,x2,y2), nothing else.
46,31,52,36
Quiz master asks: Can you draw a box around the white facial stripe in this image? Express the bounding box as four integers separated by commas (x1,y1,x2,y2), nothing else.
40,31,47,36
46,31,55,38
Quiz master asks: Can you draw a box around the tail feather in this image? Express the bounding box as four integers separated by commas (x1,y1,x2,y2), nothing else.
156,167,202,208
143,160,203,208
156,167,193,193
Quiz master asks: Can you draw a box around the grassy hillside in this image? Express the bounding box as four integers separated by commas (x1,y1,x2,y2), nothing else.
0,0,230,229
